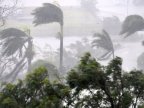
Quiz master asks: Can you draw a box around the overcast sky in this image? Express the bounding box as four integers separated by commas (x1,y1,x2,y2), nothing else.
21,0,144,19
21,0,119,7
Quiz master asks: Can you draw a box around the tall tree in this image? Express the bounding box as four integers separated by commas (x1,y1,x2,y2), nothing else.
0,67,70,108
32,3,64,74
1,53,144,107
66,53,144,108
0,28,34,82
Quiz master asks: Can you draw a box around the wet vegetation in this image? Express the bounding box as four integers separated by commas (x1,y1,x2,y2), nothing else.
0,0,144,107
0,53,144,108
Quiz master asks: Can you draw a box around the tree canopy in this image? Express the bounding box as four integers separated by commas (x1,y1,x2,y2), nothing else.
0,28,34,82
32,3,63,26
0,53,144,108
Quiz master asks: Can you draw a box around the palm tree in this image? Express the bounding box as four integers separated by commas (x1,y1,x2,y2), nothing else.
120,15,144,37
0,28,34,81
92,30,114,60
120,15,144,71
32,3,64,74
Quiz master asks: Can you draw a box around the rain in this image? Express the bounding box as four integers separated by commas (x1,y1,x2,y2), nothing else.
0,0,144,108
0,0,144,82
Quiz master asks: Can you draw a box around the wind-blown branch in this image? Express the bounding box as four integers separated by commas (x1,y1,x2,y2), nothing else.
92,30,114,60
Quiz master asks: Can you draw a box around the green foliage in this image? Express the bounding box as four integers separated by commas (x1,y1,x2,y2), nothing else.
30,60,60,82
66,53,144,108
0,67,70,108
139,103,144,108
1,53,144,108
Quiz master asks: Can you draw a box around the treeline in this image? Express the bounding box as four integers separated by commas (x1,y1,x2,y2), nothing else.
0,53,144,108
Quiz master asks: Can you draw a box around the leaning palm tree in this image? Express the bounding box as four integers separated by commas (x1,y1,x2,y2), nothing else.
0,28,34,81
32,3,64,73
92,30,114,60
120,15,144,37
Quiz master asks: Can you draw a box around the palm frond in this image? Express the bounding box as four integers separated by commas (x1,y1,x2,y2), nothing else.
92,30,114,60
2,37,26,57
0,28,34,81
0,28,27,39
32,3,63,26
0,28,29,57
120,15,144,37
92,30,113,50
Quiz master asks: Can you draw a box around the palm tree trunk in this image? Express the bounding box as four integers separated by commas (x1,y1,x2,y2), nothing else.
112,49,115,59
59,25,63,74
27,39,33,72
27,58,32,72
